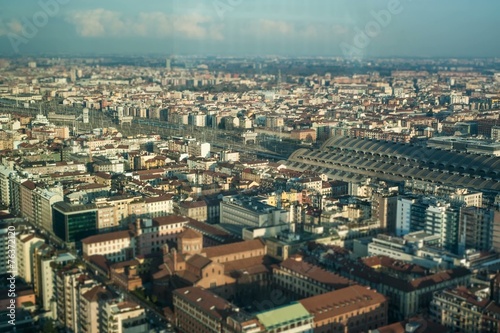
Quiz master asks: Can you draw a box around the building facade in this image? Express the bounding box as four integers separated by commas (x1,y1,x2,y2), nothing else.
52,202,98,243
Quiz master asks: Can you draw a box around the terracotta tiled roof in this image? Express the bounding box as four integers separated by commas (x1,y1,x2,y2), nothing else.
152,215,189,226
186,254,212,270
202,239,265,260
279,257,353,290
21,180,36,190
179,228,203,240
81,230,132,244
173,287,234,320
300,285,386,322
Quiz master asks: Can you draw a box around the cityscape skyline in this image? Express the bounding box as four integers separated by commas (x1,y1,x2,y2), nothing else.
0,0,499,57
1,1,500,332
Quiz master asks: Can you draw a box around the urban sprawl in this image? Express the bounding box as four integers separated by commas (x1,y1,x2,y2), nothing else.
0,56,500,333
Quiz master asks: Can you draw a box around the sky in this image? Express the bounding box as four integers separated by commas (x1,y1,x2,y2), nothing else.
0,0,498,58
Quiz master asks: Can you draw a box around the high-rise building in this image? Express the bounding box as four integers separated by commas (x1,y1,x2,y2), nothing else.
9,173,27,216
372,191,399,231
459,207,494,254
0,221,16,275
20,180,36,223
54,266,95,331
188,141,211,158
425,201,461,253
70,68,77,82
33,188,63,233
78,286,111,333
396,196,415,236
396,196,463,253
33,246,76,314
83,108,89,124
0,166,13,207
492,210,500,253
16,232,44,284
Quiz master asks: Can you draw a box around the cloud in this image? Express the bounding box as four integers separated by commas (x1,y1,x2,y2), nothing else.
257,19,294,35
246,20,349,41
0,18,24,37
331,24,350,36
68,9,124,37
66,9,224,40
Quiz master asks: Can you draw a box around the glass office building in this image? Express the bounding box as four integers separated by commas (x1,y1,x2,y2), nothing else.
52,202,98,243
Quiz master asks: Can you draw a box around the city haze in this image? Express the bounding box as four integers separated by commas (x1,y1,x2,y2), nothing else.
0,0,498,57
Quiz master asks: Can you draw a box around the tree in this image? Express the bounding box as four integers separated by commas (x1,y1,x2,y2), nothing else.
42,319,58,333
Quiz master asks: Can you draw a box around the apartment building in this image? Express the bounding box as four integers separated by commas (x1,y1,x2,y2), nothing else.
0,165,13,206
96,201,122,230
0,221,15,275
335,257,471,321
9,173,27,216
372,191,399,232
101,300,148,333
16,232,44,284
96,194,174,229
460,207,494,253
21,161,86,175
33,187,63,232
54,267,95,332
367,233,444,269
145,194,174,218
78,285,111,333
20,180,36,222
177,200,208,222
430,287,488,333
33,246,76,314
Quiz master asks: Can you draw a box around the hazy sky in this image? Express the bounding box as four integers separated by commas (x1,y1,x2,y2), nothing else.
0,0,498,57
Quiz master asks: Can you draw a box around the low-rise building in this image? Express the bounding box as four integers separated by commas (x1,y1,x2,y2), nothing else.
333,256,471,321
82,230,134,262
101,300,149,333
132,215,188,255
255,303,314,333
173,287,238,333
177,200,208,222
299,285,388,333
273,255,353,298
